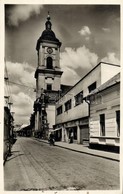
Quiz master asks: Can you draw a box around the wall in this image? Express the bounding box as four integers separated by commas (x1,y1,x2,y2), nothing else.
37,75,45,96
55,64,101,124
36,40,62,95
55,62,120,125
101,63,120,84
46,105,56,128
37,73,61,95
39,43,60,68
89,83,120,146
53,76,61,91
4,107,10,160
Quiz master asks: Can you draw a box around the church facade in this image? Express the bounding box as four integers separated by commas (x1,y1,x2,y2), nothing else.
33,13,69,138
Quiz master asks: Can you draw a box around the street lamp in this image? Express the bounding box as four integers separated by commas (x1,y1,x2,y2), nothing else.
4,96,10,107
8,102,13,111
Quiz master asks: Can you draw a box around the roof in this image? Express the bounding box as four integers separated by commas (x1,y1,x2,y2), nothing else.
85,72,120,98
41,29,60,43
36,14,61,50
60,84,73,96
20,124,29,130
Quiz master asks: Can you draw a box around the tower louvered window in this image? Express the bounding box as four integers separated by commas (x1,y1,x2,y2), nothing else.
46,57,53,69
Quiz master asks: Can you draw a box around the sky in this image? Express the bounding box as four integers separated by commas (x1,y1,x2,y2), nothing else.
5,4,120,125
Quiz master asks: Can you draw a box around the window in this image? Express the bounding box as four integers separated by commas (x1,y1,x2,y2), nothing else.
75,91,83,106
116,110,120,137
57,106,63,115
47,84,52,91
88,82,96,93
46,57,53,69
65,99,72,111
100,114,105,136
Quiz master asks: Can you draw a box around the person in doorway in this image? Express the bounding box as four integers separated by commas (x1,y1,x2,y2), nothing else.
70,130,74,143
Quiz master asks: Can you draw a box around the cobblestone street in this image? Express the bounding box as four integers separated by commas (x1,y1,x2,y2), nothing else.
4,137,120,191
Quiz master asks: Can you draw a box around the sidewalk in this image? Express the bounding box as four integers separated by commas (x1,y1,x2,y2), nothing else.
34,138,120,162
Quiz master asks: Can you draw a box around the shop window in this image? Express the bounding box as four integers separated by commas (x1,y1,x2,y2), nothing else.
65,99,72,111
47,84,52,91
46,57,53,69
75,91,83,106
116,110,120,137
88,82,96,93
100,114,105,136
57,106,63,115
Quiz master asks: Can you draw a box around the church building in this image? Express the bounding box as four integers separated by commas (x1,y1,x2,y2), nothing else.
33,13,71,138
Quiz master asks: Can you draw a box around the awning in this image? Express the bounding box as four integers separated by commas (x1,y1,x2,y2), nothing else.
49,127,62,132
54,127,62,132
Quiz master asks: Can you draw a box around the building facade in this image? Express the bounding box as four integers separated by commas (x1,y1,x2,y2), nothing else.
33,13,63,138
4,105,11,160
54,62,120,144
85,73,120,150
4,96,14,161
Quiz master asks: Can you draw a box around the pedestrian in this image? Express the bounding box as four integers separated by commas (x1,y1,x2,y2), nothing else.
70,130,74,143
49,133,55,146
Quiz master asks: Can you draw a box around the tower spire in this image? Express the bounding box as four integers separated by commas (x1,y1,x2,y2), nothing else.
45,11,52,30
47,11,50,21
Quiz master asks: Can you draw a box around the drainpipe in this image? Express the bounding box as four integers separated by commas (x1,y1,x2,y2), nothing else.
84,97,91,145
84,97,90,117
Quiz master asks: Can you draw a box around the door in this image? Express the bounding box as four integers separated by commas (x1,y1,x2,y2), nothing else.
80,125,89,144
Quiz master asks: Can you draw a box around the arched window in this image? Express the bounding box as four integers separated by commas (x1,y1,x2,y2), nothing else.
46,57,53,69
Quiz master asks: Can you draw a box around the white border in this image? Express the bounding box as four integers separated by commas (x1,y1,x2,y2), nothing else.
0,1,122,194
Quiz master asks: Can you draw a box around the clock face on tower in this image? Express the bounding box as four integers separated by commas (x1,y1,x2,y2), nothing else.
47,47,53,54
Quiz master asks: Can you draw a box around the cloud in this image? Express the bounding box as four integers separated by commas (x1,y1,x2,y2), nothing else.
9,85,20,95
60,46,98,85
78,26,91,36
101,52,120,65
5,61,36,124
60,46,98,70
61,67,81,85
11,92,34,124
12,92,33,107
6,61,35,88
85,37,90,41
7,5,43,26
102,28,110,32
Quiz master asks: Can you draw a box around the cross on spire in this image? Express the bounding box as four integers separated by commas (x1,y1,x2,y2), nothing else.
47,11,50,21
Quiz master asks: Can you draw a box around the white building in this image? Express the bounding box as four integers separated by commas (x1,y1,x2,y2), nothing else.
84,73,120,151
54,62,120,144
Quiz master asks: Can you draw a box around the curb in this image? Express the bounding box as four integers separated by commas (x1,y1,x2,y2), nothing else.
33,138,119,162
56,145,119,162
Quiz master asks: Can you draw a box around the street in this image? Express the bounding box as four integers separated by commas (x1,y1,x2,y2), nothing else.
4,137,120,191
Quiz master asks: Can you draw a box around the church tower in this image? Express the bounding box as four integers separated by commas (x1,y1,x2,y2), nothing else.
34,13,63,134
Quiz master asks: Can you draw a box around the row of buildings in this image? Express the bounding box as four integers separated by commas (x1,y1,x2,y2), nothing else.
54,64,120,151
27,13,121,151
4,78,15,161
